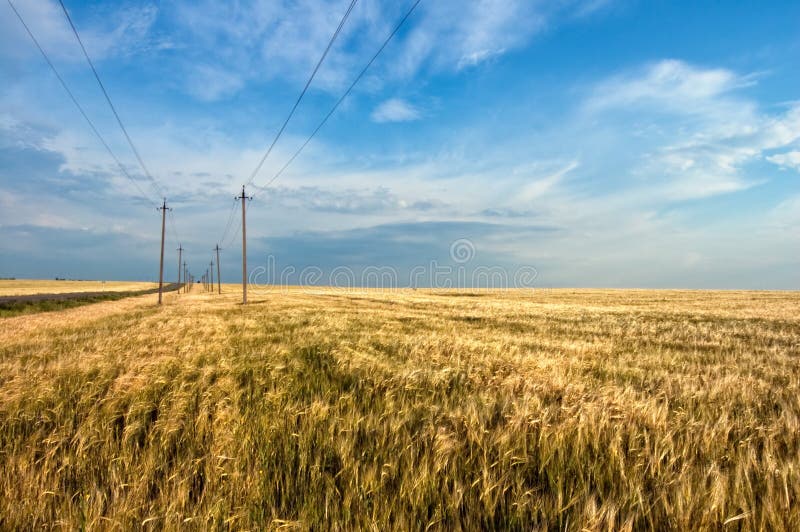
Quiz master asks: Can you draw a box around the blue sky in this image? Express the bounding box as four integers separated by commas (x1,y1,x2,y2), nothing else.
1,0,799,288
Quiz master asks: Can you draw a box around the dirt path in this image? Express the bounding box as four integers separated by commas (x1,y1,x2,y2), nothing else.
0,283,181,304
0,286,188,344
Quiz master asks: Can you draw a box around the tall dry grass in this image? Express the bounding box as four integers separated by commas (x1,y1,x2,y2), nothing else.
0,287,798,529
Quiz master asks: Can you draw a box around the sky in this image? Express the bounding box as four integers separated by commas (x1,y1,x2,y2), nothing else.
1,0,799,288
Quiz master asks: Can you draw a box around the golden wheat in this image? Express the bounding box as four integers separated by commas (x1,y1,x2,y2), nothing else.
0,285,798,529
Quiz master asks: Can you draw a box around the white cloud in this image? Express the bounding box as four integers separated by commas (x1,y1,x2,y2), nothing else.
185,64,245,102
586,60,800,200
769,195,800,228
1,0,77,62
1,0,165,63
370,98,421,123
170,0,369,95
767,151,800,170
456,48,505,69
517,161,579,202
84,4,172,58
417,0,544,72
166,0,613,99
586,59,752,111
573,0,615,17
261,185,441,214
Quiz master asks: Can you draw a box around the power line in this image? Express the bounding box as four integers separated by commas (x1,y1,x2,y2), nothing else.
218,198,239,247
245,0,358,188
226,0,360,256
168,208,181,244
224,218,241,250
6,0,157,208
58,0,164,199
58,0,181,244
252,0,423,193
223,216,242,250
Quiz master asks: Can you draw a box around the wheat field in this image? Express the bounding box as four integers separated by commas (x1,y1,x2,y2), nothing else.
0,285,798,529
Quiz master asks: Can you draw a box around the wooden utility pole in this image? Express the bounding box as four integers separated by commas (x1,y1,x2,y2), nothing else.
237,186,252,304
210,260,214,291
177,244,183,292
215,244,222,294
157,199,171,305
183,261,187,293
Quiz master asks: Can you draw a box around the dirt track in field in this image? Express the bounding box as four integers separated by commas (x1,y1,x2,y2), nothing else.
0,283,181,304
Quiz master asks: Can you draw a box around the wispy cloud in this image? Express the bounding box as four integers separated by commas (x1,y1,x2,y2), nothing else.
767,150,800,170
517,161,579,202
1,0,167,63
585,60,800,200
165,0,614,100
408,0,544,73
769,194,800,228
185,64,245,102
586,59,752,111
371,98,421,123
262,185,438,214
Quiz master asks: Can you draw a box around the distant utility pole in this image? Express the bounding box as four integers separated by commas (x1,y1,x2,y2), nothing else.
183,261,187,293
177,244,183,292
236,186,253,304
210,260,214,292
157,199,171,305
214,244,222,294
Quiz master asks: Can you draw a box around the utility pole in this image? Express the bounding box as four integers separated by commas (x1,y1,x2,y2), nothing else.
177,244,183,293
236,186,252,304
183,261,187,293
210,259,214,292
157,199,171,305
215,244,222,294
